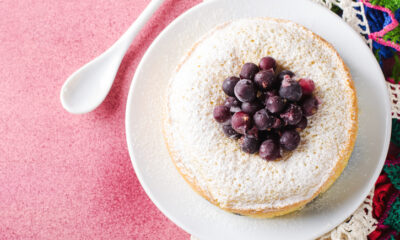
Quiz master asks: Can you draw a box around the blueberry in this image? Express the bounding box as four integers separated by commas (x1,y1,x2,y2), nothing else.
301,96,319,116
264,68,275,75
279,78,302,102
277,70,295,82
234,79,256,102
259,130,279,142
272,117,283,129
222,125,241,139
258,130,269,141
253,109,275,130
222,76,240,97
280,104,303,125
265,90,278,98
295,117,308,131
259,139,281,160
241,101,262,115
240,63,259,80
245,126,259,139
254,70,276,90
224,96,241,113
280,130,301,150
298,78,315,95
259,57,277,71
213,105,230,123
231,111,252,134
257,90,274,104
266,96,286,113
239,136,259,154
257,92,267,103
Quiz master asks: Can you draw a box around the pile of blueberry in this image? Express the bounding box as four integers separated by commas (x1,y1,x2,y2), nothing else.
213,56,319,160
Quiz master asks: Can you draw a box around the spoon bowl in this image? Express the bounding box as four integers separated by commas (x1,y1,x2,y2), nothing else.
60,50,121,114
60,0,164,114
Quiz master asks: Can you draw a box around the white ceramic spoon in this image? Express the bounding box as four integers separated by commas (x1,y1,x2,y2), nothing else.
60,0,164,114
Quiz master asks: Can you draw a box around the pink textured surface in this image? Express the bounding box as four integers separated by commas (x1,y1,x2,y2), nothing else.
0,0,201,239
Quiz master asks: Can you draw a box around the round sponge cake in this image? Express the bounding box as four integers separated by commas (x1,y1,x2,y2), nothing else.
164,18,358,217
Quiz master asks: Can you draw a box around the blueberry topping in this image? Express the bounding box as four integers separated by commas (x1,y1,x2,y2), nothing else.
213,105,230,123
259,56,277,71
239,136,259,154
240,63,259,80
265,90,278,98
301,96,319,116
280,104,303,125
259,130,281,143
254,70,276,90
222,125,241,139
253,109,275,130
277,70,295,82
241,101,262,115
298,78,315,95
266,95,286,114
259,139,281,160
264,68,275,75
234,79,256,102
222,76,240,97
279,78,302,102
280,130,300,150
224,96,241,113
272,117,283,129
231,111,252,134
295,117,308,131
213,58,319,159
246,126,259,139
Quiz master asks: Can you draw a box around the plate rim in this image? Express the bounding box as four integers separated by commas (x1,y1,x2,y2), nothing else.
125,0,392,238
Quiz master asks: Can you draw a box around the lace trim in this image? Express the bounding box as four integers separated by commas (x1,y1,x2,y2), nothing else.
388,81,400,119
311,0,373,49
318,189,377,240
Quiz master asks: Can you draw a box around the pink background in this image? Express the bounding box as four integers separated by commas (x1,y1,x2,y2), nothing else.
0,0,201,239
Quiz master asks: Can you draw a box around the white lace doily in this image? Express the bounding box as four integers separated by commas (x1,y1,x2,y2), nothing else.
318,189,376,240
190,0,380,239
388,82,400,118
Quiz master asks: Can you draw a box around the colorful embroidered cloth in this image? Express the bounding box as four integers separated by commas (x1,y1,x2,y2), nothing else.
360,0,400,239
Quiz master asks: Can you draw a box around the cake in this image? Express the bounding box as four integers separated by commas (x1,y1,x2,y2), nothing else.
163,18,358,217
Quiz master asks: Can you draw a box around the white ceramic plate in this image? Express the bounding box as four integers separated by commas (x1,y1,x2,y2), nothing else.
125,0,391,239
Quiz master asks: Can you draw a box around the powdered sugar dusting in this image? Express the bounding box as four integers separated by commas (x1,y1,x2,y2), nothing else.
165,18,357,212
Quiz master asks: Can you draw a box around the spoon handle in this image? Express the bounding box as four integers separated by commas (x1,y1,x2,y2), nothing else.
107,0,165,59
